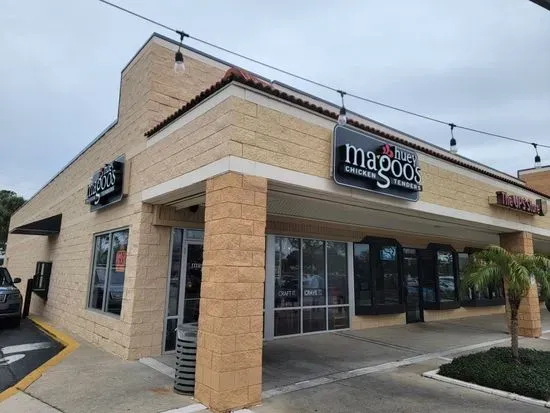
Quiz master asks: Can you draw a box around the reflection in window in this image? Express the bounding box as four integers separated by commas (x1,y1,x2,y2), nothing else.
106,230,129,315
88,229,129,316
274,309,300,336
303,308,326,333
303,239,325,307
419,249,436,304
328,306,350,330
377,246,399,305
354,244,371,306
327,242,348,305
274,237,300,308
168,229,184,317
437,251,456,302
89,234,110,311
458,253,472,300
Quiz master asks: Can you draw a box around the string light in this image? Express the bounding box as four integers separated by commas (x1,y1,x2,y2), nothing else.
174,30,187,73
533,143,542,168
449,123,457,154
98,0,548,165
337,90,347,125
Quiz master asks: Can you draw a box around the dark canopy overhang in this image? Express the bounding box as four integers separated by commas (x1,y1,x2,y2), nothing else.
10,214,62,236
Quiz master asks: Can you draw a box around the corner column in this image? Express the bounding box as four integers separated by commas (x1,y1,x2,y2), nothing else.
195,172,267,412
500,231,541,338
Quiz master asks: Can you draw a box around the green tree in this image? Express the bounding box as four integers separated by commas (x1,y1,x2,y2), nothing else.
462,245,550,361
0,190,25,254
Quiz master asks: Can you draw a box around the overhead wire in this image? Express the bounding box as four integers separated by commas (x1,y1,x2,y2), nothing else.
97,0,549,151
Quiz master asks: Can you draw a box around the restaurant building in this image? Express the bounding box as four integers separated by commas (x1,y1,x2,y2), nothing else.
6,33,550,411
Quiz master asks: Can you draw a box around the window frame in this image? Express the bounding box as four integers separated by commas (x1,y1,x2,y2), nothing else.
266,235,351,339
87,226,129,317
353,236,404,316
459,248,505,307
421,243,461,310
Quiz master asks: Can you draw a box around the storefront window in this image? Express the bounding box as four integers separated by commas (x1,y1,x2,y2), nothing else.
437,251,455,302
274,309,300,336
302,239,325,307
274,237,300,308
354,238,403,315
303,308,326,333
458,253,472,301
327,241,348,305
88,228,129,316
378,246,399,305
272,236,349,337
420,244,459,310
353,244,371,306
167,229,184,317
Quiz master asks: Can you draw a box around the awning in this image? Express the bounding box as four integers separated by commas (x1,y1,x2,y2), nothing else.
10,214,62,236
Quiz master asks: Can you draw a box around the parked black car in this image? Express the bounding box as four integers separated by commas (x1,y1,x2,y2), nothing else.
0,267,22,327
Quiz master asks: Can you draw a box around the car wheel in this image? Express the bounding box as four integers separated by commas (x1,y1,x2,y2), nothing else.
11,316,21,328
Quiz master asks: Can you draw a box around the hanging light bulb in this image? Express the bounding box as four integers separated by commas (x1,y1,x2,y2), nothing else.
533,143,541,168
174,30,188,73
174,50,185,73
337,90,347,125
449,123,457,153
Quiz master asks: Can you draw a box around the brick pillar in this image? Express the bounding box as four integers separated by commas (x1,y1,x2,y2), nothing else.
194,172,267,412
500,232,541,338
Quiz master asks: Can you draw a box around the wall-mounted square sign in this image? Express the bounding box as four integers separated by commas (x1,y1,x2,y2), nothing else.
332,126,422,201
85,155,125,211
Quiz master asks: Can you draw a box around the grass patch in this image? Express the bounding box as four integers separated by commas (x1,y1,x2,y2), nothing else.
439,347,550,401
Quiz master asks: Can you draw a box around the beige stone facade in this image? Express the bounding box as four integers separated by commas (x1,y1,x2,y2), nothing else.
6,36,227,359
6,33,550,412
195,172,267,411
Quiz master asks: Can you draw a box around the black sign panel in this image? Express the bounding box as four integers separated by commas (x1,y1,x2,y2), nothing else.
333,126,422,201
85,155,125,211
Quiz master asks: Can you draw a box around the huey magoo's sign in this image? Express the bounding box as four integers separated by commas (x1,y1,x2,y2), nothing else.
85,155,125,211
333,126,422,201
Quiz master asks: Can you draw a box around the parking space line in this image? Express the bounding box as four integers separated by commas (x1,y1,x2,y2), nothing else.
2,342,52,355
139,357,176,378
160,403,207,413
0,317,79,403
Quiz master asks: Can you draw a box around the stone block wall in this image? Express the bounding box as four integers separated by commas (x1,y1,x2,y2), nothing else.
518,168,550,196
195,172,267,412
6,37,227,359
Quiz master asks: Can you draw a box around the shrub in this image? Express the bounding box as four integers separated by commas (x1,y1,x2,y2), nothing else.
439,347,550,401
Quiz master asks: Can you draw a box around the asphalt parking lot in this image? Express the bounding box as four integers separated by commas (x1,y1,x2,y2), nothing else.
0,318,63,392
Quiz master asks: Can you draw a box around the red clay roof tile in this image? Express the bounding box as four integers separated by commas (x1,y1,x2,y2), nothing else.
144,68,549,198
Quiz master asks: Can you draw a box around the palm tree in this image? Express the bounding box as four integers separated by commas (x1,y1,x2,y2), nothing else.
462,245,550,361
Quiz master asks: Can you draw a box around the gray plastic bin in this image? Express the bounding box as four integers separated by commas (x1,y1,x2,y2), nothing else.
174,323,198,395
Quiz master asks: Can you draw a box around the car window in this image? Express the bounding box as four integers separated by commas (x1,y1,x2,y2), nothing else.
0,268,13,286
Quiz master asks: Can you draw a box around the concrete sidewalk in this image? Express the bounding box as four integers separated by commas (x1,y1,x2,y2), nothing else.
0,333,198,413
4,310,550,413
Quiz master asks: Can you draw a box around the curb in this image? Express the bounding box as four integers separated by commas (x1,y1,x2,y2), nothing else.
0,316,79,403
422,369,550,408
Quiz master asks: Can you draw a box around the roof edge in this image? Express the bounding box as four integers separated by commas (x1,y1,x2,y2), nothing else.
145,72,550,199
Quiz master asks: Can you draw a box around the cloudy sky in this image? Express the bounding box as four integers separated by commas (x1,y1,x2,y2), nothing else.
1,0,549,198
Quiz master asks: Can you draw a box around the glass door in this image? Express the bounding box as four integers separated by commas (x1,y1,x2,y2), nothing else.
182,243,203,324
163,229,204,352
403,248,423,323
